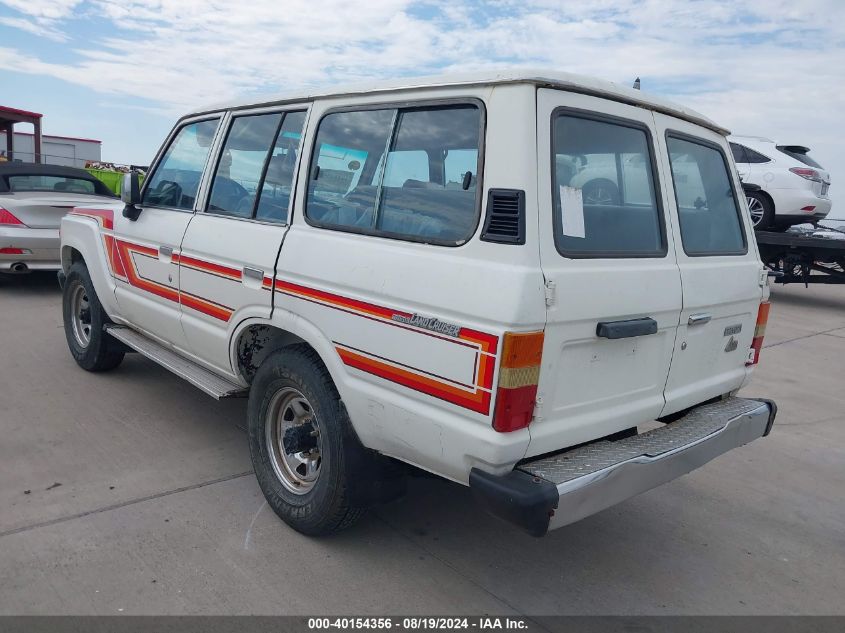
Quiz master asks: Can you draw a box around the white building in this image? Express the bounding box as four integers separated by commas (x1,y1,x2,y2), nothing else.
0,130,101,167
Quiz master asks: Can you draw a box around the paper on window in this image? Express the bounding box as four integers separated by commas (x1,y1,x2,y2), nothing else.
560,185,585,238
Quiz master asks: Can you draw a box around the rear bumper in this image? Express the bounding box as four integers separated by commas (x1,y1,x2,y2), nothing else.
469,397,776,537
773,190,832,222
0,227,60,272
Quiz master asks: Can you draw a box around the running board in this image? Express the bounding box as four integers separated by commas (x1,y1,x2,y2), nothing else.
105,325,248,399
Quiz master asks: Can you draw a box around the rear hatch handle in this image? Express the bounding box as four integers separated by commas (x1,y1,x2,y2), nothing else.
596,317,657,339
688,313,712,326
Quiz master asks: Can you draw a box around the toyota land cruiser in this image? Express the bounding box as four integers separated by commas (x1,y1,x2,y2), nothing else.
58,70,776,536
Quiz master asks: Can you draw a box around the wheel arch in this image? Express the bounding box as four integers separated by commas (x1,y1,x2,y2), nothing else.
60,217,121,318
754,188,776,213
230,315,345,391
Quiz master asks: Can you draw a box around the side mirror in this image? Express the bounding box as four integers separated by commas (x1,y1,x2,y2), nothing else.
121,171,142,220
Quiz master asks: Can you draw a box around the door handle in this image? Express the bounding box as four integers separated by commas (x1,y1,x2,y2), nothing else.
688,313,712,326
242,267,264,282
159,246,173,257
596,317,658,339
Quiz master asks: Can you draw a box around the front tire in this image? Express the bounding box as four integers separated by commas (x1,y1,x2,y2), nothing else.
248,345,369,535
62,262,124,371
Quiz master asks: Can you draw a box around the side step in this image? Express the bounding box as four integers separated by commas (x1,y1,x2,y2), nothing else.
105,325,248,400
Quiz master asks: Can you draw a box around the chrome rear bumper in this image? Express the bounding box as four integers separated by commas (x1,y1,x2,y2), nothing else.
469,397,776,537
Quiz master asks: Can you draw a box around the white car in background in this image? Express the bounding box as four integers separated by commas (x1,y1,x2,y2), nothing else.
729,135,831,230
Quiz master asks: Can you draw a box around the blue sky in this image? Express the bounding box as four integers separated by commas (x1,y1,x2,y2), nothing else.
1,0,844,212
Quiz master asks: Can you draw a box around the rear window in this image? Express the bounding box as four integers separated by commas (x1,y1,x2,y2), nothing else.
551,113,665,258
7,175,100,194
777,145,823,169
667,135,746,256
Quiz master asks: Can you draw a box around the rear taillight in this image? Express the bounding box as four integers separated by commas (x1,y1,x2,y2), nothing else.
0,207,26,226
790,167,822,182
492,331,544,432
0,248,31,255
747,301,771,366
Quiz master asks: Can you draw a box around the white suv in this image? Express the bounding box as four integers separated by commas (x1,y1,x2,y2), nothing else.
729,135,831,230
58,70,776,537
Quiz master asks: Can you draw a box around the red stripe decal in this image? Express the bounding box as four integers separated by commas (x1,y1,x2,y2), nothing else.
69,208,114,230
337,347,492,414
173,253,242,280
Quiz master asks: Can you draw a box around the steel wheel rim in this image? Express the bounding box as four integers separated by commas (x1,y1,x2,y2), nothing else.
69,282,92,348
265,387,322,495
747,196,765,226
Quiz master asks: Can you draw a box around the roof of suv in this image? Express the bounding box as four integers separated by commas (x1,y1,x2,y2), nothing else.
194,68,727,135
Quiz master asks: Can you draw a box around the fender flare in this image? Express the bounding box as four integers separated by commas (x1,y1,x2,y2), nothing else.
60,214,121,319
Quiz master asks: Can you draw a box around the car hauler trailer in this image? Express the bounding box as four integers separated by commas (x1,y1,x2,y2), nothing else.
756,228,845,285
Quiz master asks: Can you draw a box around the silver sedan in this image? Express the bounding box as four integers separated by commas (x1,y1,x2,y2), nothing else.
0,163,117,275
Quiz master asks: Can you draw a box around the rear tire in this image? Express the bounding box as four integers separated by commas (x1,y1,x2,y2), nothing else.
746,191,774,230
62,262,124,371
248,345,371,535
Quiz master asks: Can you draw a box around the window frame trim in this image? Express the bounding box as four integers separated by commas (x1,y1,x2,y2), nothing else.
302,97,487,248
665,130,749,258
200,105,310,226
549,106,669,260
140,114,225,214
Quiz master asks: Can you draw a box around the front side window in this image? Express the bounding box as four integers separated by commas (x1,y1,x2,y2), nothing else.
143,118,220,210
552,113,664,257
306,104,482,244
667,135,746,256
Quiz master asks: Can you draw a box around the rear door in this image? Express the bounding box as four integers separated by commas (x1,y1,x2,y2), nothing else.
653,113,764,415
178,107,308,374
531,89,684,457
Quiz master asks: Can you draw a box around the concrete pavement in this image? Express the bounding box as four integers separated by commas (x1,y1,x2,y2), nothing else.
0,273,843,614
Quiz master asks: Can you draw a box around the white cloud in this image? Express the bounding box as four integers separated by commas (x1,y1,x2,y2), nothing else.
0,0,82,20
0,16,67,41
1,0,844,209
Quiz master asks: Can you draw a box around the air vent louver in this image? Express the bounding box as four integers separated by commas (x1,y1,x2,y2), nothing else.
481,188,525,244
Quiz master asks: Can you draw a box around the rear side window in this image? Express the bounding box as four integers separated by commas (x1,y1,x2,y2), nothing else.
729,143,748,164
667,135,746,256
552,113,665,258
306,104,482,244
732,142,770,164
144,118,220,210
745,147,771,164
